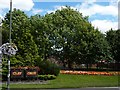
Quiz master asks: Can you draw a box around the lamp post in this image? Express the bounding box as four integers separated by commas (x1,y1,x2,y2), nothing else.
10,0,12,44
7,0,12,90
0,17,2,47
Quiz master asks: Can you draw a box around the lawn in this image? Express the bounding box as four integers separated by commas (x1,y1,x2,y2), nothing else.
2,74,119,89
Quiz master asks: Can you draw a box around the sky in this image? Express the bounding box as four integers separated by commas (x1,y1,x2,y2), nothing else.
0,0,119,33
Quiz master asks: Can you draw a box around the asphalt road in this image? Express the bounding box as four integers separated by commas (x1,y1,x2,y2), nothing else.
45,87,120,90
7,87,119,90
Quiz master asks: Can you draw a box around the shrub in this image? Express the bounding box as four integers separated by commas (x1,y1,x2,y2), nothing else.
2,69,8,81
35,58,60,76
49,63,60,76
38,75,56,80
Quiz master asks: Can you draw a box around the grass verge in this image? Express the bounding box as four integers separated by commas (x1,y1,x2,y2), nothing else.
2,74,119,89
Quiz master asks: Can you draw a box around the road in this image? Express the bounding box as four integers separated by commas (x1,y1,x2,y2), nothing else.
8,87,120,90
42,87,119,90
46,87,120,90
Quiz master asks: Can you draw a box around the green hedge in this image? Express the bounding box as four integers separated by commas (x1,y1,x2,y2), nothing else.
38,75,56,80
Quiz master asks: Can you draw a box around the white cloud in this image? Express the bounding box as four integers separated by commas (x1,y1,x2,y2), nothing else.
84,0,96,4
91,20,118,33
109,0,119,6
46,10,55,14
0,0,34,11
48,2,118,33
74,2,118,17
73,1,118,33
54,6,67,10
46,6,67,14
0,0,34,18
49,1,118,17
12,0,34,11
44,0,118,17
0,1,8,9
32,8,43,14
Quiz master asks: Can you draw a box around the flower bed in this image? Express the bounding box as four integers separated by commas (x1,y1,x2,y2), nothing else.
60,70,119,76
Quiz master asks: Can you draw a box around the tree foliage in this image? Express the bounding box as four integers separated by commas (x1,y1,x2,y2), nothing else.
1,7,115,69
2,9,38,66
106,29,120,63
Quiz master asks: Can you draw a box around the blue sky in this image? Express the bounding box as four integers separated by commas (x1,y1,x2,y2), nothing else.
0,0,118,33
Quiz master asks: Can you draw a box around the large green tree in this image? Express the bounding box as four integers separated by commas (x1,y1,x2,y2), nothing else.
30,14,53,60
2,9,38,66
2,7,113,69
37,7,111,68
106,29,120,63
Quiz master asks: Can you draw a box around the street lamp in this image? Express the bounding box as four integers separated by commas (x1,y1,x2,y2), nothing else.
0,0,18,90
7,0,12,89
10,0,12,44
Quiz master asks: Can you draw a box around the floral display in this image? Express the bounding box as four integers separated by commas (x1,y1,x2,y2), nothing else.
60,70,119,76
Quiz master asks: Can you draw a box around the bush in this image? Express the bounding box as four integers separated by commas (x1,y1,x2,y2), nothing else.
38,75,56,80
2,69,8,81
35,58,60,76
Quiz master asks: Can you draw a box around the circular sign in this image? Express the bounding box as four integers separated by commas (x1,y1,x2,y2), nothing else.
0,43,18,56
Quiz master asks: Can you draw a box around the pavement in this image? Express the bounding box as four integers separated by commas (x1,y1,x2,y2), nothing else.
43,87,120,90
2,87,118,90
1,81,120,90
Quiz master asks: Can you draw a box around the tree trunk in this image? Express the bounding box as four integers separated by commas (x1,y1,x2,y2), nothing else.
68,61,72,69
86,64,89,69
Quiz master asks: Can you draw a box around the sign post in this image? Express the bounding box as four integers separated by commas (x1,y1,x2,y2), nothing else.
0,1,18,89
8,0,12,89
7,56,10,90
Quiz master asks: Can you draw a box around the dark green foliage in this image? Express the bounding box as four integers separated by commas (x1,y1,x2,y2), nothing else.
40,7,112,68
2,69,8,81
2,56,8,81
35,57,60,76
2,9,38,66
1,6,117,71
106,29,120,63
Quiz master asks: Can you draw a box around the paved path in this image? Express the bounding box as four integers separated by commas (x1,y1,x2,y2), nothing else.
44,87,120,90
7,87,119,90
2,80,48,84
2,81,120,90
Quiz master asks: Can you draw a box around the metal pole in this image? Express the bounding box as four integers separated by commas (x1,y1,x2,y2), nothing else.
7,0,12,90
10,0,12,43
7,56,10,90
0,17,2,90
